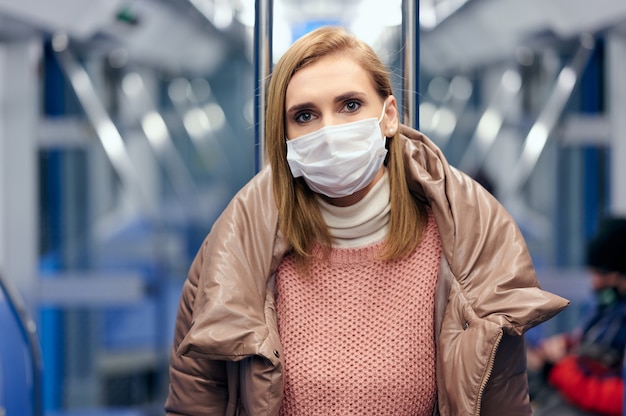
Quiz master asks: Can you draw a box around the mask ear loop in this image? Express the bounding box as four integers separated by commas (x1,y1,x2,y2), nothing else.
378,101,387,124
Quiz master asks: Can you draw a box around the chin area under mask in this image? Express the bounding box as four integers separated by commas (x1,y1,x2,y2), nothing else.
594,286,623,306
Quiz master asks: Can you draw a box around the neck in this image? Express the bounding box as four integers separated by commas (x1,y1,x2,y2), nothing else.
317,169,390,248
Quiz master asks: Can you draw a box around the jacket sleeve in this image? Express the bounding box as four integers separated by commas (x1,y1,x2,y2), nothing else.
165,242,230,415
399,125,569,415
548,354,623,415
165,167,285,415
399,125,569,334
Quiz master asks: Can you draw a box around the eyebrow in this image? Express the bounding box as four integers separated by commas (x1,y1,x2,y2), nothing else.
286,91,368,116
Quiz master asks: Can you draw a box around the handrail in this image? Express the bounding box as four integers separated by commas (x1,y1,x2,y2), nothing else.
0,274,43,416
254,0,273,172
458,67,522,174
505,35,595,195
119,73,199,198
52,37,156,217
402,0,420,128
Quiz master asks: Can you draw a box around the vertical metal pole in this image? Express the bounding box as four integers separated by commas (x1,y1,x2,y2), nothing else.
254,0,273,172
0,40,39,311
607,29,626,216
402,0,420,129
0,41,42,416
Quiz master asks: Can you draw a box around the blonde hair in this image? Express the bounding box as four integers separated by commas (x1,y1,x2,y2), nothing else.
266,26,427,265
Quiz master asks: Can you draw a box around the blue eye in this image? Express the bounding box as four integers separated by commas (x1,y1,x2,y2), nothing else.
344,100,361,112
295,112,313,123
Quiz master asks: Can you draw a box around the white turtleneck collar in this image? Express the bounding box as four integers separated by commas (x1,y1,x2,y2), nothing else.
317,169,391,248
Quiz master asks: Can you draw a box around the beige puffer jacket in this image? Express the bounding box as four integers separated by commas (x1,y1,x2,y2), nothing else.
165,126,569,415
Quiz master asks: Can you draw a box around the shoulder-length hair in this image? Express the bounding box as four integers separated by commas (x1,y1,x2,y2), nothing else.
265,26,427,265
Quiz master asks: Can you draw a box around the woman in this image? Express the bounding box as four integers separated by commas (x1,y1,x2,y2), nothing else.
165,26,569,415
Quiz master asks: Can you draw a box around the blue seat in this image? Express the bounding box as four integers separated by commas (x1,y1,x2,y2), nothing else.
0,274,43,416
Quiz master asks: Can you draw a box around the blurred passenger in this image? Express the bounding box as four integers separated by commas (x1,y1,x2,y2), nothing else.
165,26,568,415
529,217,626,416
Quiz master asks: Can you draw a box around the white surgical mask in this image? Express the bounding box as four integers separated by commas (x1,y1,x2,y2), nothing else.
286,105,388,198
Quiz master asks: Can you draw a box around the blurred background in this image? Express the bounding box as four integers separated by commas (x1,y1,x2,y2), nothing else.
0,0,625,415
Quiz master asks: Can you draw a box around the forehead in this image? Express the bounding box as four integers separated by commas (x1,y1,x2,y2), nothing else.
285,54,376,106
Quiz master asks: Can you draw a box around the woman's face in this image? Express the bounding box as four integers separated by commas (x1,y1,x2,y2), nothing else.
284,54,396,140
283,54,398,206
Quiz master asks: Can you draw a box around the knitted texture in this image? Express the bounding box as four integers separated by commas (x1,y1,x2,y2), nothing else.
275,213,441,415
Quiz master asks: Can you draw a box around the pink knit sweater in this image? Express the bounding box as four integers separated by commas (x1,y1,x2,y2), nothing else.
275,213,441,415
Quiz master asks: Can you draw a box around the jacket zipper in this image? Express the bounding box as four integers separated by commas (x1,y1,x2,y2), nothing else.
473,329,504,416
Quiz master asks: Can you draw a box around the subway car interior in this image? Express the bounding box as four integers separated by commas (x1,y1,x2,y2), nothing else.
1,0,626,414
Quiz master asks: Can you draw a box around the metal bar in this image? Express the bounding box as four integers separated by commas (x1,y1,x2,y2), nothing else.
402,0,420,128
37,272,145,307
53,40,155,216
254,0,273,172
0,273,43,416
458,68,522,174
119,73,199,197
506,36,595,194
607,29,626,214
